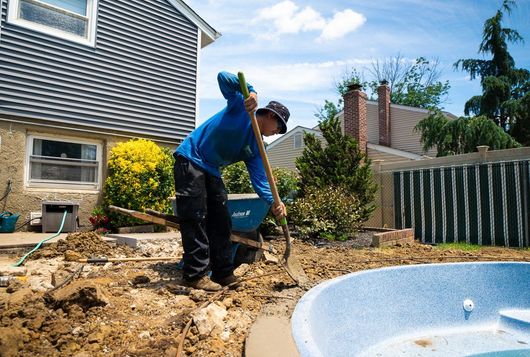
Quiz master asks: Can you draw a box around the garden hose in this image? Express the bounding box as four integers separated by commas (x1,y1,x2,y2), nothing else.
13,210,68,267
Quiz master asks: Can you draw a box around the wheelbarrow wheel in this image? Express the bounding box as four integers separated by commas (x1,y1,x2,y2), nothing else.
233,231,264,267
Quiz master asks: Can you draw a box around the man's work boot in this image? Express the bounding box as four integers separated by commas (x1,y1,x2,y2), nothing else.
212,274,240,288
185,276,222,291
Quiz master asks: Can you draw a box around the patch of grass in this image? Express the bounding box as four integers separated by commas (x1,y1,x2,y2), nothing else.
433,242,483,251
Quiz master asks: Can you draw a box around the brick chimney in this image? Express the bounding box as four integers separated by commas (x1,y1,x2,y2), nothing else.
343,83,367,153
378,80,391,146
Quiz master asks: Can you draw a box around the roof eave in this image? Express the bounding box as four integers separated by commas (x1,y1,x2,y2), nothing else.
168,0,221,48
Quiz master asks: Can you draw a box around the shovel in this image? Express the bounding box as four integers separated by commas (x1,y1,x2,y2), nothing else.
238,71,309,286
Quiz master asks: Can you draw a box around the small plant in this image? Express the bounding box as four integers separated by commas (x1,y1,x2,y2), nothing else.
289,185,363,241
89,206,110,235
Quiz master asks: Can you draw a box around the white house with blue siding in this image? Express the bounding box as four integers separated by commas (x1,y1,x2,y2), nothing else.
0,0,219,228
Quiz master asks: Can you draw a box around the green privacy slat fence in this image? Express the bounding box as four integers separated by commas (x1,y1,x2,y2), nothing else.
394,160,530,247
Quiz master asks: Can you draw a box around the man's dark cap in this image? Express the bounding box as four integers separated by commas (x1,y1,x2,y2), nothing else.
256,101,290,134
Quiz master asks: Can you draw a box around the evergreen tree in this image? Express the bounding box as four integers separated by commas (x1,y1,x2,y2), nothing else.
295,116,377,221
454,0,530,135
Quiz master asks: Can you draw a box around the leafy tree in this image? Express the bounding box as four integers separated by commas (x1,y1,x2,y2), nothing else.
316,55,450,123
295,116,377,222
454,0,530,135
414,111,520,156
367,55,450,109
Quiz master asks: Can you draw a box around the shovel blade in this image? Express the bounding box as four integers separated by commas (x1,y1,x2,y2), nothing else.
284,255,309,286
280,223,309,286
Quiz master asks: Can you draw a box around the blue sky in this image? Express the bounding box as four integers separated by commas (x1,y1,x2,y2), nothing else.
184,0,530,142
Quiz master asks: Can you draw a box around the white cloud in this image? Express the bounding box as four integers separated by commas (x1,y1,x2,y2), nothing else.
255,1,365,41
197,58,373,102
318,9,366,41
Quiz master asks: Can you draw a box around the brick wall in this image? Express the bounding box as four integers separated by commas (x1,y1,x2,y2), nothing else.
372,228,415,247
377,81,391,146
343,84,367,152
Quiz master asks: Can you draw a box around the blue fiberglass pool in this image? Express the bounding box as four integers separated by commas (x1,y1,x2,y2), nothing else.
292,262,530,357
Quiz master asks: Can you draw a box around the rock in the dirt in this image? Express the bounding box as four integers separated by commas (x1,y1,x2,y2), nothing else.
234,263,250,277
64,250,84,261
138,331,150,339
132,275,150,285
263,251,279,264
0,266,27,276
166,283,190,295
51,270,72,287
220,326,231,342
189,289,207,302
191,302,227,339
46,280,109,311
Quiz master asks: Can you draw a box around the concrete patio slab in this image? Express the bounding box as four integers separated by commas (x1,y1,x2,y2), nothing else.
106,231,181,248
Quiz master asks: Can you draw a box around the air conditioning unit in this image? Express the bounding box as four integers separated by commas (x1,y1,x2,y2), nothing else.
41,201,79,233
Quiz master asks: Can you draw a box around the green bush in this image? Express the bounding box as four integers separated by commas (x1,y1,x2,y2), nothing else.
222,162,299,200
222,162,253,194
104,139,175,228
289,185,363,241
222,163,299,235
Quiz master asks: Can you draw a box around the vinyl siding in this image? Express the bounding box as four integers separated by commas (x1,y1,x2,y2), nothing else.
390,105,437,157
267,134,305,171
0,0,199,142
366,102,379,143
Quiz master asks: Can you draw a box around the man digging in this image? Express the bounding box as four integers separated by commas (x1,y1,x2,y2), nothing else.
173,71,290,291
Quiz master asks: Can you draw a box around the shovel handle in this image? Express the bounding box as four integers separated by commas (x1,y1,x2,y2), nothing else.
238,72,287,226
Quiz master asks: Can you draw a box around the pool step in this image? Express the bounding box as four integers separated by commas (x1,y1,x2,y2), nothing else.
499,310,530,333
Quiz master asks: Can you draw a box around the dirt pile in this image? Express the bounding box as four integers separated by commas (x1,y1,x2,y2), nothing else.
31,232,134,260
1,237,529,356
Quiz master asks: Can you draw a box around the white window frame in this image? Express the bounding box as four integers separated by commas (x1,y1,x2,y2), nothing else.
7,0,98,47
294,133,303,149
25,134,102,190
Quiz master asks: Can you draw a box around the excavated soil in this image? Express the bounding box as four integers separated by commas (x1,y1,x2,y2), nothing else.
1,231,529,357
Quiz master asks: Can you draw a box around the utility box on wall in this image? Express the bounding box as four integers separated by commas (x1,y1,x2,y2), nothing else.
41,201,79,233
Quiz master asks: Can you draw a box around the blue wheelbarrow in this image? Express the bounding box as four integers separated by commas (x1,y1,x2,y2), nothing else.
226,194,272,266
168,193,272,266
110,194,272,267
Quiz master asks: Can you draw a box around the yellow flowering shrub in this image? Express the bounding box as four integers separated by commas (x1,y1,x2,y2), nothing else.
104,139,174,228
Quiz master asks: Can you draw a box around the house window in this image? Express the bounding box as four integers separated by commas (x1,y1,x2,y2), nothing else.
27,135,101,189
294,133,303,149
8,0,98,46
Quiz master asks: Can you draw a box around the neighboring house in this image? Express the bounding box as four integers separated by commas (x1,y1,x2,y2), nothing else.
0,0,220,229
267,82,457,171
266,126,322,171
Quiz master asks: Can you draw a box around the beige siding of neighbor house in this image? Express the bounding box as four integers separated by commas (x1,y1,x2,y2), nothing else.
390,106,436,157
367,147,412,164
366,102,379,143
267,134,305,171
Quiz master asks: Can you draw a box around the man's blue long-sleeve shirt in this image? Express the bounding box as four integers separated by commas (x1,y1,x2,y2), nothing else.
176,71,274,204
